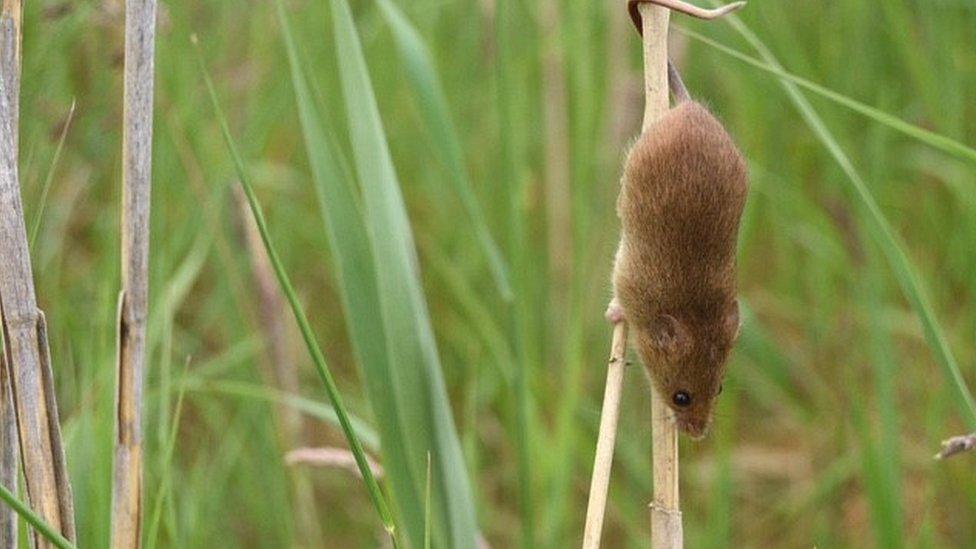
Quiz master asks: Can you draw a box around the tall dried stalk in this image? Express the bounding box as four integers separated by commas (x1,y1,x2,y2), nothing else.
112,0,157,547
0,5,19,546
582,323,628,548
0,1,75,546
636,6,683,548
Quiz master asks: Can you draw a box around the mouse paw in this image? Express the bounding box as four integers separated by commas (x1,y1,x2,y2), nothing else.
605,298,625,324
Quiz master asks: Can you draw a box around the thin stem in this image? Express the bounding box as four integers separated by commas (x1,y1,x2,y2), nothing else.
0,483,73,549
582,323,629,548
0,1,75,545
29,100,76,248
112,0,157,546
638,4,683,548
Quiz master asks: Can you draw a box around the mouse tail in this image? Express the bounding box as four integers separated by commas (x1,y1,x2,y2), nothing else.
667,59,691,104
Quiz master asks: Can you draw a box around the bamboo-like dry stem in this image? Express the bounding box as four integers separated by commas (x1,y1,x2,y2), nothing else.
639,5,672,131
36,313,75,543
0,0,18,154
112,0,157,547
637,6,683,548
0,1,75,546
582,322,628,548
649,388,681,547
0,7,18,545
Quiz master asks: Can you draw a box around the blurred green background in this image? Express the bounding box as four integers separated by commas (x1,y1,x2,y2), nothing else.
13,0,976,546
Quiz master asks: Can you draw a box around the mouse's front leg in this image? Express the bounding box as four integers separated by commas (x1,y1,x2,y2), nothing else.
605,297,625,324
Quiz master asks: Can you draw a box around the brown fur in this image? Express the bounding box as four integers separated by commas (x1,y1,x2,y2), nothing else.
612,101,747,438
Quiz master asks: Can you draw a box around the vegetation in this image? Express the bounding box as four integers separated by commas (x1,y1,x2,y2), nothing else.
9,0,976,546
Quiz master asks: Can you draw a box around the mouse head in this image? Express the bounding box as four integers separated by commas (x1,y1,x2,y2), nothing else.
632,300,740,439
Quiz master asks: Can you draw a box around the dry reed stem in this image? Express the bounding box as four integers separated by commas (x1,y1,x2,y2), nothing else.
582,322,628,548
112,0,156,547
0,5,17,545
638,6,683,548
0,1,75,546
36,313,75,543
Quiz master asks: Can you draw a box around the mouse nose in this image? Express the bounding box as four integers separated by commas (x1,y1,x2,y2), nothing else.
676,417,709,440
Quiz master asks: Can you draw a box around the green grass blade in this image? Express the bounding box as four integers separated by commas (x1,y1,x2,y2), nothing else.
147,215,214,348
146,359,191,549
328,0,480,545
0,483,74,549
420,238,514,383
857,245,904,548
376,0,512,301
678,27,976,166
29,99,75,247
193,35,399,540
181,378,381,452
737,301,814,420
274,1,425,544
715,6,976,428
495,0,536,544
424,452,432,549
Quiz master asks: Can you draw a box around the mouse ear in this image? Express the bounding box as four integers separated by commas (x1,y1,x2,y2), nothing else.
724,300,741,341
650,314,691,356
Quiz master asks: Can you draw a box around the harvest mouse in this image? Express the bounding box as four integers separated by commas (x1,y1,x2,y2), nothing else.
607,61,748,439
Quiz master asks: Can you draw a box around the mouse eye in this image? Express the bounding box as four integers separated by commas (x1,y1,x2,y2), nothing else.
717,383,724,396
672,391,692,407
